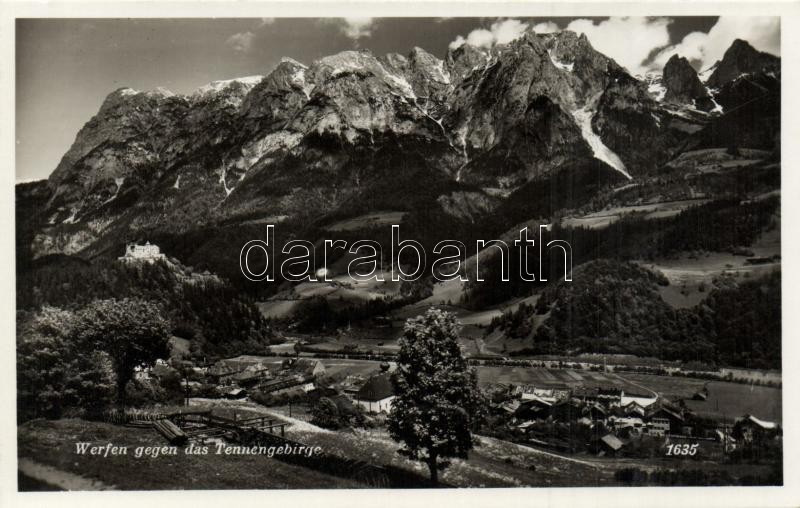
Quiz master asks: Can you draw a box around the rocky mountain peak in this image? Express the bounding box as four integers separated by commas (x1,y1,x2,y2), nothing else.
408,46,450,85
662,54,712,110
444,43,491,86
540,30,626,103
706,38,780,88
191,76,263,101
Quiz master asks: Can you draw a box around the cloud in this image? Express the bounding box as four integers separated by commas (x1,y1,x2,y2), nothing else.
446,16,780,77
565,17,672,76
258,18,275,27
532,21,560,34
337,18,375,40
225,31,256,53
650,16,780,72
449,19,530,50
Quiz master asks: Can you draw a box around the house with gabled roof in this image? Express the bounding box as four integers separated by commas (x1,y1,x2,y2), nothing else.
597,434,625,456
353,373,395,413
281,358,326,378
734,414,781,443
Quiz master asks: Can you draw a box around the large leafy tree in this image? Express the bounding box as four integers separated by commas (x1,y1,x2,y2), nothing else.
17,307,115,421
388,308,485,486
74,298,170,408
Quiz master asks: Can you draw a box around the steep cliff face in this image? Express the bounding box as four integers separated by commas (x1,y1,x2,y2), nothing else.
540,30,624,104
662,55,713,111
444,43,491,87
593,72,687,174
443,30,634,187
46,88,189,218
22,33,779,261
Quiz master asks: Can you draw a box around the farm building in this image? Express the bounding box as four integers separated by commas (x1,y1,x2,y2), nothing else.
620,391,657,408
259,374,315,396
734,414,781,443
233,363,272,387
607,416,645,433
224,387,247,399
339,375,366,396
645,417,670,437
598,434,625,456
514,386,569,403
514,396,553,420
549,400,584,422
596,388,622,405
207,363,243,384
353,373,395,413
586,403,608,421
499,399,521,415
217,355,271,371
621,401,647,417
281,358,326,378
647,406,685,434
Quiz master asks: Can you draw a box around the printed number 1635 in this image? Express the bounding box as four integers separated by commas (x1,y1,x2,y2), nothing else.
666,443,698,456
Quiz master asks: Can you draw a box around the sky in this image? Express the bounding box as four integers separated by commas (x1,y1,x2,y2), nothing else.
15,16,780,182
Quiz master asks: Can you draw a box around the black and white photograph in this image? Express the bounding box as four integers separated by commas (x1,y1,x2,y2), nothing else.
4,3,797,503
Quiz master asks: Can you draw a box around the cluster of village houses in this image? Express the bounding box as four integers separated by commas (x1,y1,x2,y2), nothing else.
139,355,398,415
139,356,779,457
496,384,781,456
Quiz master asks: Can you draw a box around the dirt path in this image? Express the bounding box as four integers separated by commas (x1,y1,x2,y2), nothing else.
18,458,115,491
614,372,660,399
477,435,603,468
187,397,332,433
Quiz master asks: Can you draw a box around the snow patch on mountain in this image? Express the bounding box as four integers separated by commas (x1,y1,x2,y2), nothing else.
317,51,420,100
219,164,233,197
648,82,666,102
192,76,263,98
650,112,662,127
705,87,724,113
572,107,631,179
63,208,79,224
547,50,574,72
384,72,417,99
433,59,452,84
642,72,666,102
103,177,126,204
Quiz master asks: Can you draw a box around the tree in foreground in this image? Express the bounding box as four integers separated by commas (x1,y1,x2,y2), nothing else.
17,306,115,421
387,308,486,486
74,298,170,409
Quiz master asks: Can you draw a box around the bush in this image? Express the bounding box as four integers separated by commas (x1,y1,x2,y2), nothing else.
310,397,342,429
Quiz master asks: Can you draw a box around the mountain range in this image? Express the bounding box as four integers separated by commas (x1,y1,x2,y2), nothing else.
17,30,780,282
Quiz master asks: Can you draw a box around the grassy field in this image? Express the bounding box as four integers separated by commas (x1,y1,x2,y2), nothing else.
324,211,407,232
476,366,655,394
560,199,710,230
618,374,782,423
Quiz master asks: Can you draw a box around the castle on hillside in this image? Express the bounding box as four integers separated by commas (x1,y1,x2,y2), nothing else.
119,241,166,261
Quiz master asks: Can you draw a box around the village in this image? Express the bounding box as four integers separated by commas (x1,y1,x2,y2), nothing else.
133,348,781,463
